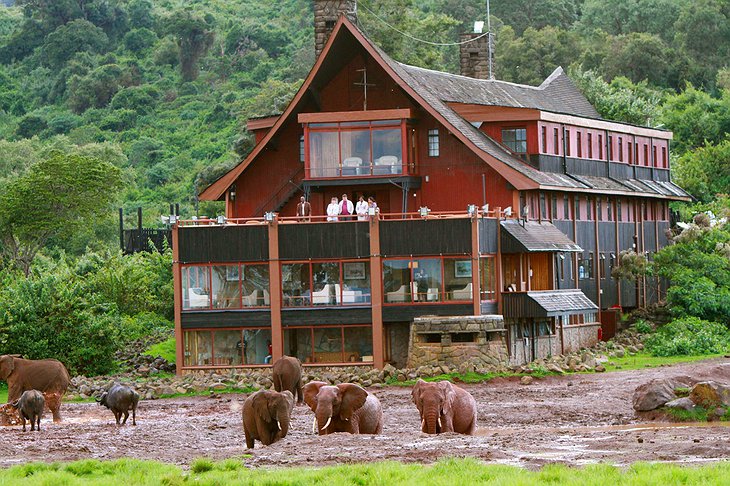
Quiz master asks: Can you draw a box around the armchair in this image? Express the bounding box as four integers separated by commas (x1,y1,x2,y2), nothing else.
341,157,362,176
451,282,473,300
374,155,399,175
312,283,333,305
386,284,410,303
242,288,260,307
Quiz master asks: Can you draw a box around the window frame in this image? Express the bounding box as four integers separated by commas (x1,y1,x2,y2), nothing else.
281,258,372,308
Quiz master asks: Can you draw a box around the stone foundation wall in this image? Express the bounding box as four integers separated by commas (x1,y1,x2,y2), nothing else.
408,315,508,369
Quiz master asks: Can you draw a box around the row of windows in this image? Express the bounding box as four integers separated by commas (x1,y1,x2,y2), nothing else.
182,325,373,367
181,256,497,311
540,125,669,168
527,192,669,223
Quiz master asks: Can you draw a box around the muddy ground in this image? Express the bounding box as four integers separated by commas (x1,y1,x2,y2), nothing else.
1,358,729,469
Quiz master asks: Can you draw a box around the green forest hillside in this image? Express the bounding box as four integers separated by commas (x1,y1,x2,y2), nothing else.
0,1,729,375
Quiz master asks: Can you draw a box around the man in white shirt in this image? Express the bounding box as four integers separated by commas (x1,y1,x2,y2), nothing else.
355,195,369,221
339,193,354,220
326,197,340,221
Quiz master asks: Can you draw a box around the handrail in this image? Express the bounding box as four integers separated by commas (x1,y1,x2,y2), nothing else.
251,165,305,217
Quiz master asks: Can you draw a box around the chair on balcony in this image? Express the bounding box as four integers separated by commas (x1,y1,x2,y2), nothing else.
451,282,473,300
312,284,334,305
386,284,410,303
188,287,210,308
242,289,260,307
341,157,362,176
262,289,270,306
374,155,399,175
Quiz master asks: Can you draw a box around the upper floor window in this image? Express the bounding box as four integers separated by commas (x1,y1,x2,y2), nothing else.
576,131,582,158
553,128,559,155
628,141,633,164
502,128,527,154
299,135,305,163
618,137,623,162
662,146,667,168
587,133,593,159
607,135,613,161
428,129,440,157
541,126,547,153
598,134,603,159
282,260,371,307
182,263,270,311
565,131,571,156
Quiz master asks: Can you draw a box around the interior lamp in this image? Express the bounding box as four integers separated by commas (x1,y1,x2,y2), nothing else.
419,206,431,218
264,212,276,222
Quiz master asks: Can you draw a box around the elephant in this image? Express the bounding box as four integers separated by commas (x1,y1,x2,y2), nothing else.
242,389,294,448
0,355,70,423
272,355,303,405
412,379,477,435
303,381,383,435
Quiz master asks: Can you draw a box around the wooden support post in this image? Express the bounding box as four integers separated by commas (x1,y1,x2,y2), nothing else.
172,224,183,376
471,213,481,316
369,216,385,369
495,207,503,315
267,218,284,364
594,197,602,322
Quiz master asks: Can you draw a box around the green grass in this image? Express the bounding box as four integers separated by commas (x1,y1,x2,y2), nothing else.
386,368,554,387
0,458,729,485
143,338,176,366
602,352,726,372
663,405,730,422
157,385,257,399
0,383,7,404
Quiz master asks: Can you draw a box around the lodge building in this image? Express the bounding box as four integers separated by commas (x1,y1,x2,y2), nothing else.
172,1,689,373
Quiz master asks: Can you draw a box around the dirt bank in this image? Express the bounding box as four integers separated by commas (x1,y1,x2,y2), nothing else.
1,358,729,469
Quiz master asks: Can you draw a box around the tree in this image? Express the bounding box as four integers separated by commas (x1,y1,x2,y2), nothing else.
490,0,580,36
578,0,683,42
164,9,215,81
0,151,123,275
600,33,675,87
673,140,730,202
41,19,108,68
659,86,730,154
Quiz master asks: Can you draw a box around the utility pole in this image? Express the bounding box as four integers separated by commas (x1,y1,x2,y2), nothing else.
487,0,494,80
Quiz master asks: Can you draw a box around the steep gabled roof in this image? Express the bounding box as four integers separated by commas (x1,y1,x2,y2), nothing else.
200,16,688,202
401,65,599,118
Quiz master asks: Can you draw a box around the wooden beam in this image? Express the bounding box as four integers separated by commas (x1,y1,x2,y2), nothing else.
471,213,481,316
172,224,183,376
369,216,385,369
540,111,672,139
268,218,283,364
246,115,279,131
298,108,415,124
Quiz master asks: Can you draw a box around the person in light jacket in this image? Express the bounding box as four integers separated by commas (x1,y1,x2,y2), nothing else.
356,195,369,221
339,193,354,220
326,197,340,222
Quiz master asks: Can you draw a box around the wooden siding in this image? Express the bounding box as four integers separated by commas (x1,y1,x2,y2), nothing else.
478,218,499,253
181,310,272,328
279,221,370,259
282,308,372,326
382,304,473,323
380,219,471,256
178,226,268,263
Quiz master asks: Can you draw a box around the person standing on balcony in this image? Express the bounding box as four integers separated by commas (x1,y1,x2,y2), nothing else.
356,195,368,221
296,195,311,222
327,196,340,221
339,193,354,220
367,196,379,219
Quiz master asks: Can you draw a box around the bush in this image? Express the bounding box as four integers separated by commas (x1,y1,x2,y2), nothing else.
634,320,653,334
645,317,730,357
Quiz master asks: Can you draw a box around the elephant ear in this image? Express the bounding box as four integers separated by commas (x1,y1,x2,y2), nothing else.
439,381,457,416
337,384,368,421
0,356,14,379
302,381,327,412
411,379,426,412
252,391,273,423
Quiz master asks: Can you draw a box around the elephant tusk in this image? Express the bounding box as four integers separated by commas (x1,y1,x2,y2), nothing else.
312,416,317,434
421,419,425,430
322,416,332,430
438,417,442,429
277,420,282,431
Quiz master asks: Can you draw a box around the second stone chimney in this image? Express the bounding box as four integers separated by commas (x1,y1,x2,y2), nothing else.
459,32,491,80
314,0,358,59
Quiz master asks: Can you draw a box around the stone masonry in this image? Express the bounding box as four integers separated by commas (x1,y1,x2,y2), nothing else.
408,315,508,369
459,32,491,80
314,0,357,59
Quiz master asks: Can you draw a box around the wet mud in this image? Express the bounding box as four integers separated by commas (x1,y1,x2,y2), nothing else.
1,358,729,469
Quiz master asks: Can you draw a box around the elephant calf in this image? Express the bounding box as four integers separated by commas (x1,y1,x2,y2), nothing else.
98,384,139,426
12,389,45,432
272,356,303,405
303,381,383,435
243,390,295,449
412,379,477,435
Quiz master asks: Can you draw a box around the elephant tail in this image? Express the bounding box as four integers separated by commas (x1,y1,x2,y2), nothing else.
296,379,303,405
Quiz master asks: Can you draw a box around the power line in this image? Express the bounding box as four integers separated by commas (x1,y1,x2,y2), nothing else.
358,1,490,47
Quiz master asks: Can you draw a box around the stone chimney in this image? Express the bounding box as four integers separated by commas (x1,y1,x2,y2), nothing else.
314,0,357,59
459,32,491,80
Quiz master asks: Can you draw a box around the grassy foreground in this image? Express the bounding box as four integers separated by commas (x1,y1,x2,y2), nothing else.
1,458,729,485
602,352,726,372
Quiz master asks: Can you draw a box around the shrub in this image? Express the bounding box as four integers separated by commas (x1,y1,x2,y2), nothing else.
645,317,730,357
634,320,653,334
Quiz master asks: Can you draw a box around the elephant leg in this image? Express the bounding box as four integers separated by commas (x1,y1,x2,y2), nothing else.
21,416,26,432
244,427,255,449
115,411,121,425
122,411,129,425
132,407,136,426
36,416,41,432
30,415,36,432
442,413,455,433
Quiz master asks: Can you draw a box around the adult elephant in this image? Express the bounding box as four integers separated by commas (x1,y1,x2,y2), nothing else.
242,389,294,448
303,381,382,435
0,355,71,423
272,355,303,405
412,379,477,435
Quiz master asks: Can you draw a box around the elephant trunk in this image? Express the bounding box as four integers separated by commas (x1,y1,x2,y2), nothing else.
276,408,290,438
423,405,441,434
315,405,334,435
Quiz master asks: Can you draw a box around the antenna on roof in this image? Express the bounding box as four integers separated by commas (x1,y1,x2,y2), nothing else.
486,0,494,79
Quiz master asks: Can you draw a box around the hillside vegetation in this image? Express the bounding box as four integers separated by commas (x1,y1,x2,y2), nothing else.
0,1,729,374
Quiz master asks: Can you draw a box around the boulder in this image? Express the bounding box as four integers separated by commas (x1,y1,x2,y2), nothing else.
664,397,696,411
689,381,730,408
520,375,534,385
595,364,606,373
633,379,683,411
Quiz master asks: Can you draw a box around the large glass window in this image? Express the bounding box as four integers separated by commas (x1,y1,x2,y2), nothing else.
502,128,527,154
283,326,373,364
384,257,472,304
283,260,370,307
383,259,412,303
243,264,270,307
282,263,311,306
212,265,241,309
182,266,210,310
413,258,443,302
306,120,406,178
182,328,272,367
479,257,496,301
428,129,439,156
444,258,471,302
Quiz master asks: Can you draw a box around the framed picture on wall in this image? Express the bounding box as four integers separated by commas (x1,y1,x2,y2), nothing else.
344,262,366,280
454,260,472,278
226,265,240,281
